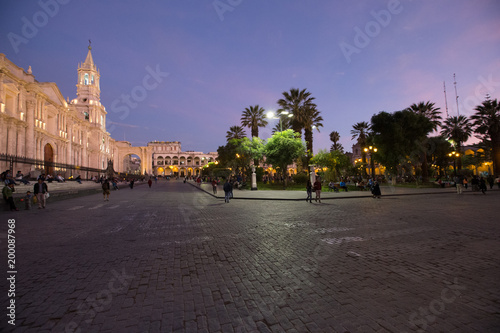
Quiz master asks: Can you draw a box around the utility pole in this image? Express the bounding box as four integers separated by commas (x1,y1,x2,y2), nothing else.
454,73,460,116
443,81,449,118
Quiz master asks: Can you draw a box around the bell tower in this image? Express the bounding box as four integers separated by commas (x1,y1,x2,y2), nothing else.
76,41,100,103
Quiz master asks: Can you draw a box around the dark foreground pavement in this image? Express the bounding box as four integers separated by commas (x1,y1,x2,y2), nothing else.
1,180,499,332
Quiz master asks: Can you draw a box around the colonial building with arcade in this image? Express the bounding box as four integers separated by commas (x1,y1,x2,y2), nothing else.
0,47,216,177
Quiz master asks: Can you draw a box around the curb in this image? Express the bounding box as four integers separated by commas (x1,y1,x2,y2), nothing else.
187,181,498,201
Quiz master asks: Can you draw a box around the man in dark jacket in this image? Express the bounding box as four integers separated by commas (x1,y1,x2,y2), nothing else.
34,179,48,209
223,179,233,203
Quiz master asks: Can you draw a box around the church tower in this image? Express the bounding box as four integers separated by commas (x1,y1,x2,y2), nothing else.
76,42,101,103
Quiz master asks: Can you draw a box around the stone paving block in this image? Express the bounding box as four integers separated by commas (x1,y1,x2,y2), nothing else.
3,183,500,332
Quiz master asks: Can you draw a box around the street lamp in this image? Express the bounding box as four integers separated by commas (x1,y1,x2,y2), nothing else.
266,110,292,132
363,146,378,179
448,151,459,176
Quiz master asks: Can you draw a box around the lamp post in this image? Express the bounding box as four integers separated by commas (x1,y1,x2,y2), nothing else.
448,151,459,176
363,146,378,179
266,110,292,132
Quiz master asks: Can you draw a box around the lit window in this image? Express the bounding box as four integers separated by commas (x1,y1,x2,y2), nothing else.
84,74,89,85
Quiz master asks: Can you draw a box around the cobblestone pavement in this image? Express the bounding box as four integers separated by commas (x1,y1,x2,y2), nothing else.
1,180,499,332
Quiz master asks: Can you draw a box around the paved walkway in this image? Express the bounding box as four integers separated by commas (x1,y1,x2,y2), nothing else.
1,180,499,332
189,181,497,201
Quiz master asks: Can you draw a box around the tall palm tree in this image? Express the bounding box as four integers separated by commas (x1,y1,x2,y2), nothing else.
351,121,371,176
226,125,246,142
440,115,473,171
406,101,442,131
240,105,268,138
302,105,323,163
406,101,442,182
329,131,343,152
471,96,500,175
277,88,316,136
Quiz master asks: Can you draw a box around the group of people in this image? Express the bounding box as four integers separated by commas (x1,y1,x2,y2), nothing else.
2,177,50,211
306,177,381,203
453,174,499,194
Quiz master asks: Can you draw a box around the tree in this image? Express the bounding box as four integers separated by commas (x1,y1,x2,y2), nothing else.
406,101,442,182
226,125,247,142
440,115,473,171
238,137,265,166
310,149,350,181
302,105,323,164
427,136,453,178
351,121,371,174
263,129,306,188
240,105,268,138
277,88,317,136
471,96,500,175
371,110,434,184
329,131,343,152
406,101,442,130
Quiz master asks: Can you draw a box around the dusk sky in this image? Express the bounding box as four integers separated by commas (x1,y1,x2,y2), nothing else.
1,0,499,154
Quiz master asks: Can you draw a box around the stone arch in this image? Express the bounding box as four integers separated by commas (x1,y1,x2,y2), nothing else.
115,146,151,175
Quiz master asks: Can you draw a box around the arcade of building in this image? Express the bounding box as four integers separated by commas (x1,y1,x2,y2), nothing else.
0,48,216,178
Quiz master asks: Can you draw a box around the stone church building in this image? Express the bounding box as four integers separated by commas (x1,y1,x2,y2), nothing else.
0,47,216,178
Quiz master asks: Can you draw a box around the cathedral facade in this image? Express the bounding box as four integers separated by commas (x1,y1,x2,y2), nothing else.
0,47,216,177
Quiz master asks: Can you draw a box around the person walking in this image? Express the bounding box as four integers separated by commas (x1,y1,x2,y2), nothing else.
455,175,463,194
102,179,111,201
223,179,233,203
306,180,313,203
212,179,218,194
33,178,48,209
2,183,18,211
112,179,119,190
313,177,322,203
487,175,494,189
129,179,135,189
371,181,382,198
462,176,468,190
479,177,487,194
148,178,153,188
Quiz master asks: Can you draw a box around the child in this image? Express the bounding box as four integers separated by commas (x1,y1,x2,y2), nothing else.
25,190,33,210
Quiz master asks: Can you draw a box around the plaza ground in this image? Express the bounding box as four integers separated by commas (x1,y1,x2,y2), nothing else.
1,180,499,332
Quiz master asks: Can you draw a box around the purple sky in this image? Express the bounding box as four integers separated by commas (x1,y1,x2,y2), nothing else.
1,0,499,154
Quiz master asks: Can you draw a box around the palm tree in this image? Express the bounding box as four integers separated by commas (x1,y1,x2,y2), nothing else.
471,96,500,175
406,101,442,182
406,101,442,131
329,131,343,152
226,125,246,142
440,115,473,171
302,105,323,163
351,121,371,176
277,88,316,136
240,105,268,138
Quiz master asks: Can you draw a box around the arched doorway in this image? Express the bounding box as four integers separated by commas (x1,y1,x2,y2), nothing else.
44,143,54,175
123,154,142,175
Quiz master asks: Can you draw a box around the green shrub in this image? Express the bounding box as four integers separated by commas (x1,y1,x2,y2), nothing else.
292,172,309,184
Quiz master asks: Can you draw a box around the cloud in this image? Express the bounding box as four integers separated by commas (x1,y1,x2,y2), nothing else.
107,120,146,129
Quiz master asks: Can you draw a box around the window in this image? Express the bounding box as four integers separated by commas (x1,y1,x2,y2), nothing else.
84,74,89,85
84,112,89,120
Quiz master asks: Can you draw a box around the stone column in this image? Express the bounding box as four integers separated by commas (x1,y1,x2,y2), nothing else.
0,72,5,105
25,97,35,159
67,123,72,166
